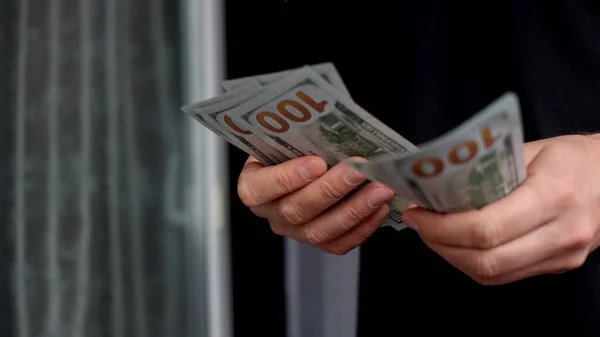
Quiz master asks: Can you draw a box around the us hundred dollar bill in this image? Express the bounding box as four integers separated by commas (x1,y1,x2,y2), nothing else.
348,92,526,213
182,81,290,166
225,66,419,229
181,80,261,148
183,64,354,166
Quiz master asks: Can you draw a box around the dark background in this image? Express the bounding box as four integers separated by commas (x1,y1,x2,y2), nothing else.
224,1,289,336
0,0,18,336
221,1,600,336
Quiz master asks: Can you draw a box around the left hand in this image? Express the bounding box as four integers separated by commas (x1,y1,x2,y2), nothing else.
402,134,600,285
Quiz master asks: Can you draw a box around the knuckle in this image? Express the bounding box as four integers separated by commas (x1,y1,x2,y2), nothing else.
553,182,577,210
277,199,309,225
342,203,369,225
568,223,595,250
471,253,499,282
274,170,297,194
304,225,331,246
563,253,588,271
318,179,346,201
470,218,500,249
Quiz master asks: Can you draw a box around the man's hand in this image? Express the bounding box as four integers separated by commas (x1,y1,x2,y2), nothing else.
237,155,394,255
403,134,600,285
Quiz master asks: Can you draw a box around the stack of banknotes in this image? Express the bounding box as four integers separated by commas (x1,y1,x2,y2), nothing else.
181,63,527,231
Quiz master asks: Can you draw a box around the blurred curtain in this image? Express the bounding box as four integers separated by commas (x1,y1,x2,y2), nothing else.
285,242,359,337
0,0,215,336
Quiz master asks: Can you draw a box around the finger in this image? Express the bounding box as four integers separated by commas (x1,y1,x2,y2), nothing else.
470,250,588,286
403,173,559,249
237,155,328,207
523,139,546,166
319,204,391,255
298,182,394,245
422,216,592,283
274,159,368,226
245,155,260,165
427,239,561,286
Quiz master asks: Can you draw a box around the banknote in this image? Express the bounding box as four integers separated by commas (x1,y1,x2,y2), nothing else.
181,79,261,133
182,80,290,166
185,63,357,165
181,85,252,154
221,65,413,229
184,62,527,231
222,62,350,96
225,66,418,229
348,92,526,213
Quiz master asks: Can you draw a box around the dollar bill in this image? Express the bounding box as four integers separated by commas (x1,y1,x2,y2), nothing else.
184,64,358,166
181,82,254,154
348,92,526,213
182,80,290,166
226,66,418,229
184,62,528,231
222,62,350,96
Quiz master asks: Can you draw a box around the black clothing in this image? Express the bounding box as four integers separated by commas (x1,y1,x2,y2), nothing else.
225,1,600,336
282,1,600,336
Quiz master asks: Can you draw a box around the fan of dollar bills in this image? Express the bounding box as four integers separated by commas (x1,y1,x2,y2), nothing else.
181,62,527,231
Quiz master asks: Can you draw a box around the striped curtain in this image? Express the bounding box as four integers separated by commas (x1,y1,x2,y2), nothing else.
1,1,196,336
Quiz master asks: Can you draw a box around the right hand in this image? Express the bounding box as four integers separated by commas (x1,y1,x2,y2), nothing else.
237,155,394,255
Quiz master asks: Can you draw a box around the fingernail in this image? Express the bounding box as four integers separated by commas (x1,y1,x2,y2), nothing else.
402,213,419,231
343,167,365,185
299,158,327,180
368,188,393,208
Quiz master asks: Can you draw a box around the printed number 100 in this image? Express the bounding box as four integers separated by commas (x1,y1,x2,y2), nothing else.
412,128,499,178
255,91,327,133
